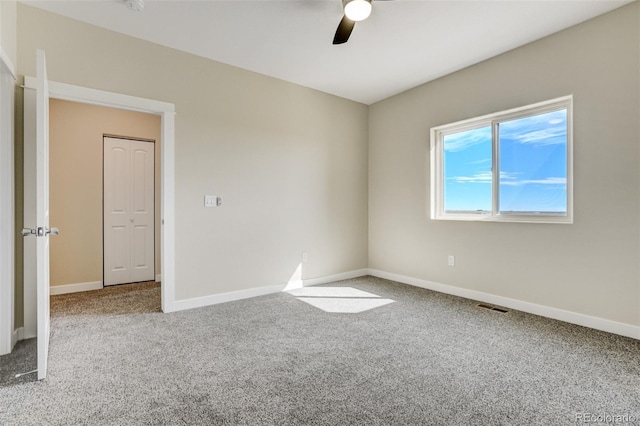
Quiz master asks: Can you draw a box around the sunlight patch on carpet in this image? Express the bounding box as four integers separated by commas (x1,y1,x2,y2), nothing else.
287,287,394,313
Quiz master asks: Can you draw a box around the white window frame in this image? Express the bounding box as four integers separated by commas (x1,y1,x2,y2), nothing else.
430,95,573,224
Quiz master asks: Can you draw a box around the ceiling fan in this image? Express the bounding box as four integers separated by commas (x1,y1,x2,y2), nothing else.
333,0,387,45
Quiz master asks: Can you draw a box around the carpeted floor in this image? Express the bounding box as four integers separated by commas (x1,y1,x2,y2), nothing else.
0,338,37,387
0,281,160,388
50,280,161,317
0,276,638,425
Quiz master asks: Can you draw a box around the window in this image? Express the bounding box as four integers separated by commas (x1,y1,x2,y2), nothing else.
430,96,572,223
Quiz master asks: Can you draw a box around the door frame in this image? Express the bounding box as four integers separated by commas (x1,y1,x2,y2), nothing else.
24,77,176,313
0,49,16,355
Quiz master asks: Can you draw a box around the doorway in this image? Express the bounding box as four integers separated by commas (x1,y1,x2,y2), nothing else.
23,78,176,343
45,100,162,294
21,67,175,381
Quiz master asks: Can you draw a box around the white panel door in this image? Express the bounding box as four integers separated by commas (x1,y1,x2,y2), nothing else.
36,50,52,381
104,137,155,285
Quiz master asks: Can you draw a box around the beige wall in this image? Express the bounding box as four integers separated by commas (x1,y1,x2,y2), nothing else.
369,3,640,326
14,2,638,330
0,0,17,67
49,99,161,287
17,4,369,301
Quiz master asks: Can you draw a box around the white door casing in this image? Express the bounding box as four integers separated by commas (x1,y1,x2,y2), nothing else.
36,49,51,381
104,137,155,286
23,73,175,320
0,49,16,356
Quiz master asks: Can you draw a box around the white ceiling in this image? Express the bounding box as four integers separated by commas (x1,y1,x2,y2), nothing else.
22,0,633,105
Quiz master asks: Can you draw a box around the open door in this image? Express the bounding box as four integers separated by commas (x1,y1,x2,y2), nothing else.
34,49,54,380
36,50,52,380
23,49,52,380
36,50,50,380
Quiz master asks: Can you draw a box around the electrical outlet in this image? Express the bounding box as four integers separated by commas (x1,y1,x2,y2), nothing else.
448,255,455,267
302,251,308,263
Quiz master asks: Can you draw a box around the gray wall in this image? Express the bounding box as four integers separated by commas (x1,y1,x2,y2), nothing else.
16,4,369,305
369,3,639,326
13,2,640,330
1,1,16,66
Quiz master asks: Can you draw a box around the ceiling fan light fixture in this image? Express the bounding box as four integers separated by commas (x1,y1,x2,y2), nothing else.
344,0,372,22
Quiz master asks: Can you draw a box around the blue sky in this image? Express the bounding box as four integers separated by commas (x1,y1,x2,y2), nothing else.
443,109,567,213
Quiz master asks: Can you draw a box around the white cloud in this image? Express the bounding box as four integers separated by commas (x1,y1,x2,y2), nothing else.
515,128,566,146
450,173,565,187
448,172,492,184
443,127,491,152
500,110,567,146
466,158,491,165
500,177,566,186
499,171,519,181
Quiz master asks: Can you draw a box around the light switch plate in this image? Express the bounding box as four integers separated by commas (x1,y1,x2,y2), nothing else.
204,195,217,207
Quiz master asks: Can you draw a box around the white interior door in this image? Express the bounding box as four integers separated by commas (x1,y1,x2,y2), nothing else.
104,137,155,286
36,49,52,381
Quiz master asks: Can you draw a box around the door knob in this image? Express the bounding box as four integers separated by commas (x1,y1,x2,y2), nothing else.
21,227,59,237
21,227,44,237
21,228,36,237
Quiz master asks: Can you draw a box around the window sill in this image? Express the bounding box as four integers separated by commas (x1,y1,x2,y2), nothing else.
431,214,573,224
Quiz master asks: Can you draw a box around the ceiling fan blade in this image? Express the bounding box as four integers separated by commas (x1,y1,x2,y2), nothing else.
333,15,355,45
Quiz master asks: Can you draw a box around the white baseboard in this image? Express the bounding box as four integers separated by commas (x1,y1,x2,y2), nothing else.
368,269,640,340
173,283,286,312
50,281,103,295
11,327,22,347
172,269,370,312
303,269,369,287
169,267,639,340
22,328,36,340
155,274,161,283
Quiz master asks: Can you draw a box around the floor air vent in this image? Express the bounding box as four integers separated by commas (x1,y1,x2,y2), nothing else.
477,303,509,313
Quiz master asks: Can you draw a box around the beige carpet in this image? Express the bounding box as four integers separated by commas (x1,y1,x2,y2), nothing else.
51,281,161,317
1,282,160,387
2,276,639,425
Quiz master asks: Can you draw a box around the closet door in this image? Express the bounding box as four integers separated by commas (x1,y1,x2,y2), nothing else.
104,137,154,286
